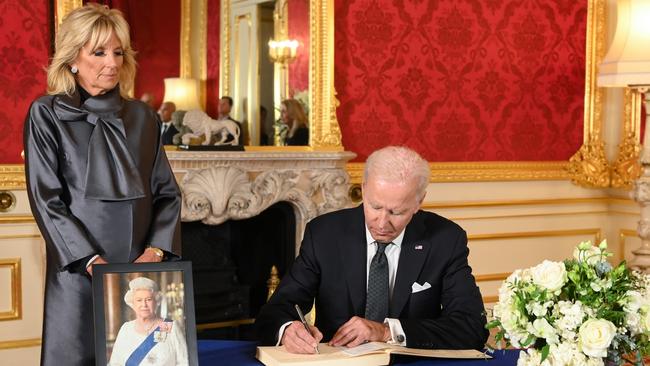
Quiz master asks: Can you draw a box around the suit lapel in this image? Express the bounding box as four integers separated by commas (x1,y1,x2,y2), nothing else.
340,206,367,316
390,214,430,317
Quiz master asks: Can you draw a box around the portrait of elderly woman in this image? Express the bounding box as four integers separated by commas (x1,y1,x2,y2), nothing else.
23,4,181,365
109,277,188,366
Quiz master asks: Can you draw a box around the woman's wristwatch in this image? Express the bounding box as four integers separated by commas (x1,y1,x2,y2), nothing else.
148,247,164,258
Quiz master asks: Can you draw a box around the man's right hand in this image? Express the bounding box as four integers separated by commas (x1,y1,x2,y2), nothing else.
87,256,107,276
281,320,323,354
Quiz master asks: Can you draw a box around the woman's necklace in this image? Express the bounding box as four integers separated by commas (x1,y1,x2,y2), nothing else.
140,318,159,334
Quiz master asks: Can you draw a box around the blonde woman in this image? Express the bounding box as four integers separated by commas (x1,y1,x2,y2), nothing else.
23,4,181,365
279,99,309,145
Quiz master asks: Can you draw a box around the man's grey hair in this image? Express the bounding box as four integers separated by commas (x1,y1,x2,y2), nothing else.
363,146,430,199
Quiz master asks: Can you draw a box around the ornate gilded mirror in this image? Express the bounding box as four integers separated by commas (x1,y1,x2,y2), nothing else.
56,0,342,150
184,0,342,150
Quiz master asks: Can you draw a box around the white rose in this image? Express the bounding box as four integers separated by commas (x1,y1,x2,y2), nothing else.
531,260,567,293
578,318,617,358
531,318,559,344
573,244,602,265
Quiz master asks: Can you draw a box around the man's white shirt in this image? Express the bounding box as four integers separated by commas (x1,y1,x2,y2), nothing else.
275,226,407,346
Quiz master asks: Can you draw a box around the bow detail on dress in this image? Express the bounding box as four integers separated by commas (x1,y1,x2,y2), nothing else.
53,90,145,201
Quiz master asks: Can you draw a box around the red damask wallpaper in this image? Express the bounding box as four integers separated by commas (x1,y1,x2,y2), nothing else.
335,0,587,162
288,0,309,95
90,0,181,110
206,0,221,117
0,0,51,164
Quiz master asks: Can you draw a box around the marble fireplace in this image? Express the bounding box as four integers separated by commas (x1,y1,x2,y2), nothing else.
166,150,355,326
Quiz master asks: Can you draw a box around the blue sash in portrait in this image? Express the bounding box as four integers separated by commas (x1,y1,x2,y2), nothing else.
125,320,170,366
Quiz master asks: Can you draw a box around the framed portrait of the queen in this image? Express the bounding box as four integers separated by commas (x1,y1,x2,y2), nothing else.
92,261,198,366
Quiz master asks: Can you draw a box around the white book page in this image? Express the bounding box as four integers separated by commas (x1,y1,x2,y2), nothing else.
339,342,388,356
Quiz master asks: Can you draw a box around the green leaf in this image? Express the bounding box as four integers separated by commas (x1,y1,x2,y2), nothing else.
540,344,550,363
521,334,536,347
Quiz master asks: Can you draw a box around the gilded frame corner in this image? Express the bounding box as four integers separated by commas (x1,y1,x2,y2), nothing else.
567,0,610,188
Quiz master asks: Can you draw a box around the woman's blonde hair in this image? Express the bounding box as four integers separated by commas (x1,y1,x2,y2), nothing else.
47,3,136,98
281,99,308,128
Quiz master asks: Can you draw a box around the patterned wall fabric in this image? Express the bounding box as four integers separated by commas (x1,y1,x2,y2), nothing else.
127,0,181,110
90,0,181,110
335,0,587,162
0,0,51,164
288,0,309,97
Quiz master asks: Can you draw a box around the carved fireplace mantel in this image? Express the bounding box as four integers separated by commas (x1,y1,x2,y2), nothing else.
166,150,356,254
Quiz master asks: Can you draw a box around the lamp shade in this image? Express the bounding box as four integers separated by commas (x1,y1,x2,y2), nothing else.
162,78,201,111
598,0,650,87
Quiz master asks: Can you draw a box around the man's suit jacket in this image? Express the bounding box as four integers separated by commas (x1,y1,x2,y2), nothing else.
161,123,179,145
255,205,488,350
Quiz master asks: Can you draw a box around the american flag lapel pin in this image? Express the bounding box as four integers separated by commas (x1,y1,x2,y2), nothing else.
414,244,423,250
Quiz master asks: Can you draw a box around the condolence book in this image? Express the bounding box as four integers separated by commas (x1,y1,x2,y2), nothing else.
256,342,490,366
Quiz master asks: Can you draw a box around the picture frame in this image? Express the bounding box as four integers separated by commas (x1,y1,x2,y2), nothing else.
92,261,198,366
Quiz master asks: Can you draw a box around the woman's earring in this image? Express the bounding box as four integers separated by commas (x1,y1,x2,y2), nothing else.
70,66,78,74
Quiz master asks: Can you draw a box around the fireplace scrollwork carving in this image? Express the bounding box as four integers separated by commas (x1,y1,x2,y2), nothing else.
180,166,351,226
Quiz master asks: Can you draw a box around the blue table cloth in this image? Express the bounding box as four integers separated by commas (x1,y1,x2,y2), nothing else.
197,340,520,365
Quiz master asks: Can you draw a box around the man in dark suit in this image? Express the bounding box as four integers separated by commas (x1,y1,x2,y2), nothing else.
218,96,243,146
256,146,488,353
158,101,178,145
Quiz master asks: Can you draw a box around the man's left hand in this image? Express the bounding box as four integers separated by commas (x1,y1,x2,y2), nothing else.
135,248,164,263
329,316,390,347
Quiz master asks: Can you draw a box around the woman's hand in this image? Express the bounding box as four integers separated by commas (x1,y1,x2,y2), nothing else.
134,247,164,263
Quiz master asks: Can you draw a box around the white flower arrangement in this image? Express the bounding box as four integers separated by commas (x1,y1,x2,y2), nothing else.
488,240,650,365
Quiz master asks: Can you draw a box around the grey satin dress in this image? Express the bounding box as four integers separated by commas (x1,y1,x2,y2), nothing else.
23,86,182,366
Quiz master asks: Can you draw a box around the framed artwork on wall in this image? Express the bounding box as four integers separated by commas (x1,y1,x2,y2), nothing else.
92,261,198,366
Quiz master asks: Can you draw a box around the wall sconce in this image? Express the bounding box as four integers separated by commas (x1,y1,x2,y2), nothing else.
163,78,201,111
597,0,650,271
268,39,299,64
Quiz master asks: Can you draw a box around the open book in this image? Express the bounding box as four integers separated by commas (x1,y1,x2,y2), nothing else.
256,342,491,366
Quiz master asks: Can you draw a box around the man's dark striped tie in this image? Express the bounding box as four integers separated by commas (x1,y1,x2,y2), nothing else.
365,241,390,321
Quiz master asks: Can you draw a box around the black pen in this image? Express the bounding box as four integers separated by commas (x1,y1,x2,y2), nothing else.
294,304,319,354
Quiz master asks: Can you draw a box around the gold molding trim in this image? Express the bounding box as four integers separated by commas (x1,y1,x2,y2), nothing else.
55,0,82,26
0,258,22,321
0,338,41,350
309,0,342,149
0,216,35,224
450,211,617,222
475,272,510,282
483,296,498,304
180,0,192,78
611,89,642,188
423,197,633,210
199,0,208,109
220,0,342,149
184,0,208,107
220,0,231,97
0,234,41,240
0,165,25,190
568,0,609,188
346,161,569,184
469,228,601,242
619,228,638,264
